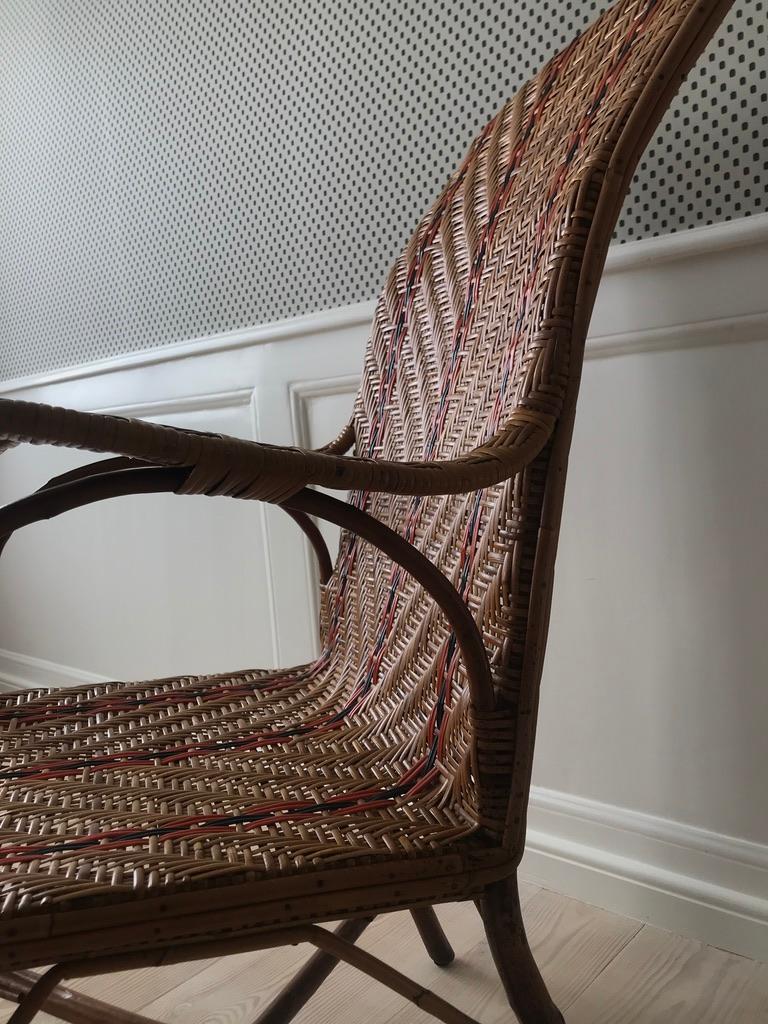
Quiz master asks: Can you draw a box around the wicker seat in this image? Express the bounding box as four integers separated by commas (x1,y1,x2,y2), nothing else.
0,665,499,918
0,2,736,1021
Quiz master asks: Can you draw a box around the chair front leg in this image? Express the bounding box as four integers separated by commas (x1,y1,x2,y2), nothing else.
478,875,565,1024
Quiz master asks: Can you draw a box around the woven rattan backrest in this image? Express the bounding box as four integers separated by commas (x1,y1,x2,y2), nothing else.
319,0,733,850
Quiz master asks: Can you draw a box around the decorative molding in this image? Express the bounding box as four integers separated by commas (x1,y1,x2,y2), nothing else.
288,375,361,630
249,390,288,669
585,309,768,361
524,786,768,961
601,212,768,274
531,785,768,872
99,386,283,669
288,375,361,450
2,213,767,397
0,649,109,692
95,388,256,419
0,302,377,396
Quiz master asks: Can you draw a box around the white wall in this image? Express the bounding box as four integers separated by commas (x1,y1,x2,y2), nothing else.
1,215,767,959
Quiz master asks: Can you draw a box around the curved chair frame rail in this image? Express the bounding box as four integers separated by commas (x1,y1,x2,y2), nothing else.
0,461,494,713
0,456,338,586
3,911,522,1024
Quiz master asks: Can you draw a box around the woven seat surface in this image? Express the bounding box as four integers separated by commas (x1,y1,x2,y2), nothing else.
0,659,485,919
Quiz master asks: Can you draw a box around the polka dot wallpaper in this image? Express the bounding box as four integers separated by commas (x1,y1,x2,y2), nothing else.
0,1,765,379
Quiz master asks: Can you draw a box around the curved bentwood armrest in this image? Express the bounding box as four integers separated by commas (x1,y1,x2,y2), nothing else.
0,397,553,501
0,464,494,713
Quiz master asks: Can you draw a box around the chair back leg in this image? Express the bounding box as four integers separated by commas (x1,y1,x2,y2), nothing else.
410,908,455,966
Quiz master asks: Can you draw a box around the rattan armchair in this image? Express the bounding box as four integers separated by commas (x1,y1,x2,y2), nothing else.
0,2,736,1022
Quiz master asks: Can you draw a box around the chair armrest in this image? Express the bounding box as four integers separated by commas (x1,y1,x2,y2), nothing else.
0,397,554,501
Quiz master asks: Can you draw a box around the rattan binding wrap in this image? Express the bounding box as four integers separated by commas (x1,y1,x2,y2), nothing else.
0,0,736,985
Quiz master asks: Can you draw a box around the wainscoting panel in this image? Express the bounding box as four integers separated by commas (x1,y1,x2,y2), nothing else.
1,215,767,959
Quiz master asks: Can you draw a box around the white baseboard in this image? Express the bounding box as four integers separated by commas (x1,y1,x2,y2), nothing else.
0,644,766,960
524,787,768,961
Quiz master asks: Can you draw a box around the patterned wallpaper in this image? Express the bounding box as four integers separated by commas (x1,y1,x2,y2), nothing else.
0,1,765,379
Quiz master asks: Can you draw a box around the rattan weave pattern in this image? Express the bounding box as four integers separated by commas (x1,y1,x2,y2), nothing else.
0,0,723,927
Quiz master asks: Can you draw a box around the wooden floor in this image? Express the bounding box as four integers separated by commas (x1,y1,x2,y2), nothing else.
3,883,767,1023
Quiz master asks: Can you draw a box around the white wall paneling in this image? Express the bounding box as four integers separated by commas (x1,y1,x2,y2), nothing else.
0,304,372,677
1,215,767,958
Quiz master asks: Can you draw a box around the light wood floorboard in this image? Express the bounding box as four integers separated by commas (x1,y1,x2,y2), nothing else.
2,882,766,1023
383,890,642,1024
567,923,768,1024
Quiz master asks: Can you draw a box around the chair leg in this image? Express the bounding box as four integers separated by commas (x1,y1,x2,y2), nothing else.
478,876,565,1024
252,917,373,1024
301,924,478,1024
7,965,69,1024
410,907,455,966
0,969,162,1023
